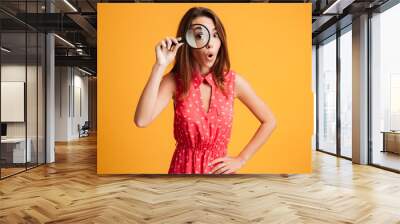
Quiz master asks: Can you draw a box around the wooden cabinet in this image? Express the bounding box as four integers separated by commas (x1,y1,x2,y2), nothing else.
382,131,400,154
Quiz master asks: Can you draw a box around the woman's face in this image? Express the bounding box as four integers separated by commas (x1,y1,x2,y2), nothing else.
189,16,221,72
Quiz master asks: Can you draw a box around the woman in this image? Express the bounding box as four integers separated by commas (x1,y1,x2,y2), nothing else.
134,7,276,174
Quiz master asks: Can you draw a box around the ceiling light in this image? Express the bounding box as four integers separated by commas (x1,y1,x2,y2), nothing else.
63,0,78,12
322,0,354,15
77,67,93,76
54,34,75,48
1,47,11,53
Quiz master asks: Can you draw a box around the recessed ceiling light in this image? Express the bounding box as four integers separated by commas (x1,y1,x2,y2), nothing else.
1,47,11,53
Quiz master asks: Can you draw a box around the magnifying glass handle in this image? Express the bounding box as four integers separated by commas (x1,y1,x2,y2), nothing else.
171,37,184,47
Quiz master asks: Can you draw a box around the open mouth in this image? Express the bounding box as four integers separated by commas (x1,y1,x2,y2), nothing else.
207,53,214,59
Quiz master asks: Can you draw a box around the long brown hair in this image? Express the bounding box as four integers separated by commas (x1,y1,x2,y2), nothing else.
171,7,230,97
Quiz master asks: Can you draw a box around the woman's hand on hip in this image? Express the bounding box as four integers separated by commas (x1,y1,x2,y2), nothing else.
208,156,246,174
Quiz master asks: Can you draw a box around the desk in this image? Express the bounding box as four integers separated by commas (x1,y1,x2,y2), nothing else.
381,131,400,154
1,138,31,163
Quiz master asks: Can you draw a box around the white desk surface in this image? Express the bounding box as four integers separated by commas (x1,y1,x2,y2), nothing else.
1,138,28,144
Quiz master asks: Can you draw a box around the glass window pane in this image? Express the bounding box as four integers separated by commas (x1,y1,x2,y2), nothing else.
312,45,317,151
371,3,400,171
340,28,352,158
1,30,27,177
318,36,337,154
1,1,46,179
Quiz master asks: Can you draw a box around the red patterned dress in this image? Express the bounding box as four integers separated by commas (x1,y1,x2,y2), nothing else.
168,69,236,174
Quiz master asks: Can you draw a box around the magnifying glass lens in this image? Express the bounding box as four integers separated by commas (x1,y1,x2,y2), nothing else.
185,24,210,49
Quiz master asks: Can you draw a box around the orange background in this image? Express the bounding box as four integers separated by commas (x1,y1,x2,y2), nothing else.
97,3,312,174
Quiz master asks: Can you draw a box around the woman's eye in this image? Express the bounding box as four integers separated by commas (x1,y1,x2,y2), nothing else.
213,33,219,38
195,33,205,40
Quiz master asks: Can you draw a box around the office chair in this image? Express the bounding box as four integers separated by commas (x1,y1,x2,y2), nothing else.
79,121,90,138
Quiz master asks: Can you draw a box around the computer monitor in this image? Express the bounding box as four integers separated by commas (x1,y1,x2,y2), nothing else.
1,123,7,137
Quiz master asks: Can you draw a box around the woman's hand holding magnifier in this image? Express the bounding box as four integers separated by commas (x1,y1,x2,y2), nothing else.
155,24,211,67
155,37,184,67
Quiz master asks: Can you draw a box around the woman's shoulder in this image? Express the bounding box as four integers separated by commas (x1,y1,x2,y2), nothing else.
226,70,246,98
226,69,240,77
227,69,246,80
224,69,239,82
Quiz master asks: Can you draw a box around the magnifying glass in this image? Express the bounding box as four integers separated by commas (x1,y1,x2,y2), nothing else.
177,24,210,49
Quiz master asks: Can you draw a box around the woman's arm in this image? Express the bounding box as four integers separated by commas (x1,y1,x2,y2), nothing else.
134,66,175,128
134,36,182,128
210,73,277,174
234,74,277,163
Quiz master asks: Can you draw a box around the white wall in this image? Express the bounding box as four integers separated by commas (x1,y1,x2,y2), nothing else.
55,67,89,141
55,66,70,141
72,73,89,138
